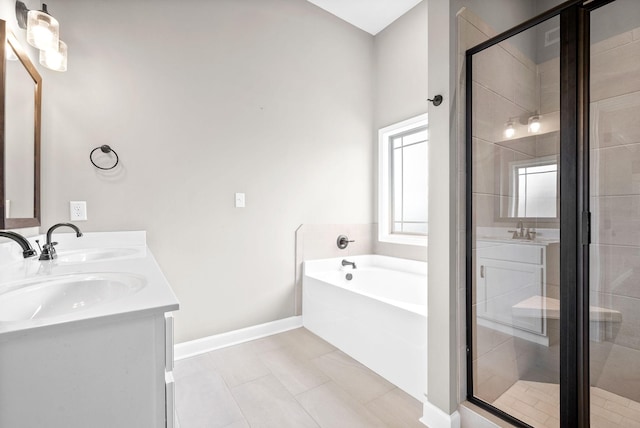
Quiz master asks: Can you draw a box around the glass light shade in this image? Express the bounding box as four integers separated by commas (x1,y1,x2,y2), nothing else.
504,121,516,139
40,40,67,72
26,9,59,51
528,115,541,133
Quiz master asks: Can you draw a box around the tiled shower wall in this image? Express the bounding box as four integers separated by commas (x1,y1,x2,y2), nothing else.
457,8,562,404
468,18,560,233
531,21,640,402
589,25,640,402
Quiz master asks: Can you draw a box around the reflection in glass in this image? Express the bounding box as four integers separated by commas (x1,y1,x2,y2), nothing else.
589,1,640,426
469,14,560,427
511,157,557,218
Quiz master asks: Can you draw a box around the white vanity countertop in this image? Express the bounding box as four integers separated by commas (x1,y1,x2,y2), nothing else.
475,227,560,246
0,231,179,338
476,237,560,246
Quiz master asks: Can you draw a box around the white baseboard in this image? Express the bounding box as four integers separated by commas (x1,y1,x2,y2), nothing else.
420,400,461,428
174,316,303,360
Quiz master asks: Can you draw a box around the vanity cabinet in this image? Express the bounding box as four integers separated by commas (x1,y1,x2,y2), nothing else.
0,311,176,428
477,257,544,334
476,240,555,343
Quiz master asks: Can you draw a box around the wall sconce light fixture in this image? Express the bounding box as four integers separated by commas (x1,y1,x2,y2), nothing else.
40,40,67,71
504,119,516,139
16,1,58,51
528,115,541,133
15,1,67,72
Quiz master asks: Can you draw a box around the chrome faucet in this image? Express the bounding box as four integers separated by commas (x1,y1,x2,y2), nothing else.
0,230,38,258
39,223,83,261
508,221,536,240
341,259,357,269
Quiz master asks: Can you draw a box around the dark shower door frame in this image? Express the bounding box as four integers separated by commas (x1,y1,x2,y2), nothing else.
465,0,616,427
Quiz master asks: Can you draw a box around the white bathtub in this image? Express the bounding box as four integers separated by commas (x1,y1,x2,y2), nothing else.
302,255,427,401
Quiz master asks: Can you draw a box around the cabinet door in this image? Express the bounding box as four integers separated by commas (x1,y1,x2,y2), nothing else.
165,372,175,428
165,313,174,372
477,257,544,334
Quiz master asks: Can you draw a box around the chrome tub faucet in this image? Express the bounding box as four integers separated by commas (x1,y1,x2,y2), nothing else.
341,259,357,269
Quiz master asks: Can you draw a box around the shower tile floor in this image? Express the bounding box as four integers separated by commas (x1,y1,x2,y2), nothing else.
494,380,640,428
173,327,424,428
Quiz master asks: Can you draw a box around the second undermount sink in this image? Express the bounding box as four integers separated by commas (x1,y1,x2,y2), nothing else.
54,248,140,263
0,273,146,322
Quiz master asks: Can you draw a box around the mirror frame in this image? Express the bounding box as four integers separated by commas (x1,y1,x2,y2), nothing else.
0,19,41,229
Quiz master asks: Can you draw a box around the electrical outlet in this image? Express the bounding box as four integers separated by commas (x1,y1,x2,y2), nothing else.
70,201,87,221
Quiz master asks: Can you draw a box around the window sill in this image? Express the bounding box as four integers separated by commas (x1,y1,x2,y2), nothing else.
379,235,428,247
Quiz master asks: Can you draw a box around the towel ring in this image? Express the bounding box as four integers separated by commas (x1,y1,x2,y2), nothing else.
90,145,119,170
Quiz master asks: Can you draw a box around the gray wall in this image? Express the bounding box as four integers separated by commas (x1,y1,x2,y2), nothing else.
373,0,428,261
1,0,374,343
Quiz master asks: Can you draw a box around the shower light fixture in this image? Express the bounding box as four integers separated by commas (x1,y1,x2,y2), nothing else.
504,120,516,139
15,1,67,72
528,115,541,133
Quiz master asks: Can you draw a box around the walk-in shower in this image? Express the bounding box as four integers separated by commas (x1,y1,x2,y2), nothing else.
465,0,640,426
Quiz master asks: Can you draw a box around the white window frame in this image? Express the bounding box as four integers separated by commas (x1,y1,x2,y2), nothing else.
378,113,428,247
508,155,558,219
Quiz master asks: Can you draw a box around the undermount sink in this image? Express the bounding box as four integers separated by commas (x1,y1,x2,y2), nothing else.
54,248,140,263
0,273,146,322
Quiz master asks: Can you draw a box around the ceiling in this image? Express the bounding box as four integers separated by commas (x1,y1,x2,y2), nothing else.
306,0,423,35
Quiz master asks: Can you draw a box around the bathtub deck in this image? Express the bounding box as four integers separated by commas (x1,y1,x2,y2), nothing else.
173,327,424,428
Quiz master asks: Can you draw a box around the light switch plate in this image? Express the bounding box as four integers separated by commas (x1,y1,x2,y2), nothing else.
235,193,245,208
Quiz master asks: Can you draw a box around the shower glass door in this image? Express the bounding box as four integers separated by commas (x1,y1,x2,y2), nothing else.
467,13,562,427
589,1,640,426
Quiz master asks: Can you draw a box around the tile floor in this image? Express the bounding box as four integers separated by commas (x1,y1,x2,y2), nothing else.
494,380,640,428
174,327,424,428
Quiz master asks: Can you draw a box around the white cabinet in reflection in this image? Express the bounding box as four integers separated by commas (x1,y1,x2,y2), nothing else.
476,240,555,345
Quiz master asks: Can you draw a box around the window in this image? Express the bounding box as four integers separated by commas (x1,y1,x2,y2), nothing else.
509,156,558,218
378,113,428,246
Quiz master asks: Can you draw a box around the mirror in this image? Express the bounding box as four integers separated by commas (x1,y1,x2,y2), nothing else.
495,131,560,220
506,154,557,218
0,19,41,228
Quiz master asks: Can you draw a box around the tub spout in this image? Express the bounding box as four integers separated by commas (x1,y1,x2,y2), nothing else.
341,259,357,269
